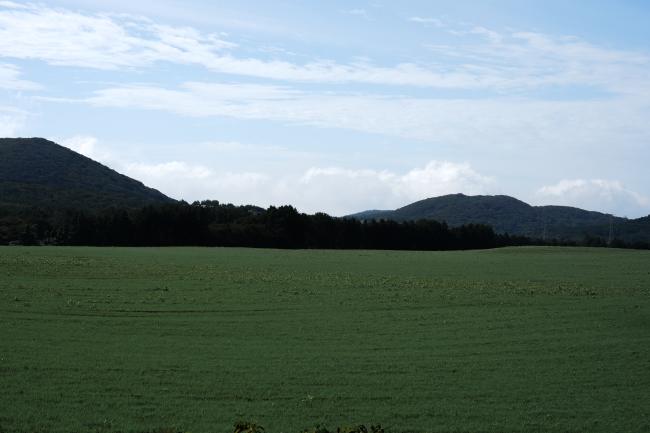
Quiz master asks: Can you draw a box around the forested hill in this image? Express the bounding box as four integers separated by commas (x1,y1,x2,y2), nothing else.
348,193,650,243
1,138,648,248
0,137,173,210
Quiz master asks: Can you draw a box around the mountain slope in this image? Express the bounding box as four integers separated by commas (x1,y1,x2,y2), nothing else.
0,137,173,210
348,193,649,242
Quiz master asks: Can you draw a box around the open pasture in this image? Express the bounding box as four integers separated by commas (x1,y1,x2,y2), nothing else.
1,246,649,433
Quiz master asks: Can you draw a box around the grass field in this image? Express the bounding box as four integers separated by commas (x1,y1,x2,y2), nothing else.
1,246,649,433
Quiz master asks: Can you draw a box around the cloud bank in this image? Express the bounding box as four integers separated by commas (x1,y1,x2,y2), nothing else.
59,136,650,218
537,179,650,218
60,136,494,215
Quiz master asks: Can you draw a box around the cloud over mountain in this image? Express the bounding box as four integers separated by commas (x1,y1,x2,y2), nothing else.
1,1,648,217
537,179,650,217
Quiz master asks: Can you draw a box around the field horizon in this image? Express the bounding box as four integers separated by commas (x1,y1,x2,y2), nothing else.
1,245,649,433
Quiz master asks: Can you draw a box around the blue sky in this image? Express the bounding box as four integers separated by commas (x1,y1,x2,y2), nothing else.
1,1,649,217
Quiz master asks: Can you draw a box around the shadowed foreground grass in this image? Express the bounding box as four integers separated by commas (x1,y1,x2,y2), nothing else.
0,246,649,433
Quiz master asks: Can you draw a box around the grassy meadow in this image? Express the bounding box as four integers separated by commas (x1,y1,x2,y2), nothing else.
0,246,649,433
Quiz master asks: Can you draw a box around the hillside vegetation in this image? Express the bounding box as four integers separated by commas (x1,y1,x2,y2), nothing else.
1,138,648,248
0,137,172,210
348,193,650,243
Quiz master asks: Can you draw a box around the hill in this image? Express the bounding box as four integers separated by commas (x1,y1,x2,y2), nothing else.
1,138,647,247
0,137,173,210
348,193,650,243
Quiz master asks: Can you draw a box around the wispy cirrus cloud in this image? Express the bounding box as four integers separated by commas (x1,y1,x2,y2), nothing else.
2,2,649,94
424,28,650,96
0,2,235,70
408,16,445,27
72,81,650,151
0,1,28,9
343,9,370,20
0,63,40,90
0,1,485,90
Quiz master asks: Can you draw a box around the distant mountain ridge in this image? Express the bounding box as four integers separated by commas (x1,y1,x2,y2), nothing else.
0,137,173,210
2,137,648,246
348,193,650,243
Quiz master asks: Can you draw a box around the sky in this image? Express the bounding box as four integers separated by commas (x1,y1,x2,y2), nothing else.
1,0,650,217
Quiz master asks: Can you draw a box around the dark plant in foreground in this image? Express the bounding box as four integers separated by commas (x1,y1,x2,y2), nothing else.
338,425,384,433
234,421,266,433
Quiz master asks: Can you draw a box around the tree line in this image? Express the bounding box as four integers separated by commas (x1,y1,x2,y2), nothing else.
2,201,648,250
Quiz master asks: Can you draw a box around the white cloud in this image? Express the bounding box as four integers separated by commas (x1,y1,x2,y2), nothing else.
0,63,40,90
125,161,270,204
59,135,650,218
201,140,321,161
0,3,234,70
56,135,274,206
398,161,494,199
59,135,102,159
56,135,494,215
126,159,494,215
2,3,649,93
296,161,494,214
124,161,213,181
536,179,650,217
424,29,650,96
0,1,27,9
76,81,650,151
344,9,370,20
55,135,119,165
408,16,444,27
0,106,26,135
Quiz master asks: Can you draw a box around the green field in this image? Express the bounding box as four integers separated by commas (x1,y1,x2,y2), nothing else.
1,246,649,433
